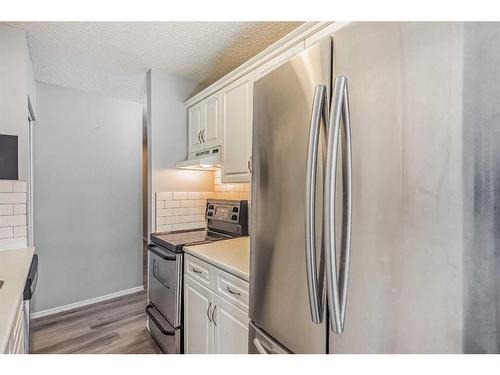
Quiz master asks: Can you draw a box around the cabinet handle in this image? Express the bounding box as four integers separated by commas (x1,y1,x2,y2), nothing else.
207,302,212,322
226,286,241,296
247,156,252,173
201,129,206,143
211,305,217,326
192,267,202,274
198,130,202,144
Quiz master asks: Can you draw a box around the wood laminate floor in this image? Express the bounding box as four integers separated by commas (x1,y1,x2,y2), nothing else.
32,291,161,354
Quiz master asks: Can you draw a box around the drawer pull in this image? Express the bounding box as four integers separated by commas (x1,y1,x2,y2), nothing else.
192,267,203,274
226,286,241,296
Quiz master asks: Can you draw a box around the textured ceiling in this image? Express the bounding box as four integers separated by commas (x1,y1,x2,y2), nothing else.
6,22,303,103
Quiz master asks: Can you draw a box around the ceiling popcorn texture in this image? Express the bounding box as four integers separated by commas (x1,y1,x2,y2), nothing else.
6,22,303,103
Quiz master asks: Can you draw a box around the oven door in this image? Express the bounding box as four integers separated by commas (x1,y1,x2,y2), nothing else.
147,243,183,328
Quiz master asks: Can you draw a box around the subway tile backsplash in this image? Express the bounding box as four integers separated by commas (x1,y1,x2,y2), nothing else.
155,170,251,233
0,180,28,250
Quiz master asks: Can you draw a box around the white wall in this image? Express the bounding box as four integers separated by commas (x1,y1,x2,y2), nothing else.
147,70,213,235
32,83,143,313
0,24,37,180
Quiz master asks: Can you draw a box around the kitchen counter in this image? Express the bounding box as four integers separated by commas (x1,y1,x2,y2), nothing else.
0,247,34,353
184,237,250,281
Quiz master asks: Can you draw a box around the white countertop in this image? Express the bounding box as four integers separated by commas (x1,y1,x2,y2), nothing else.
0,247,34,353
184,237,250,281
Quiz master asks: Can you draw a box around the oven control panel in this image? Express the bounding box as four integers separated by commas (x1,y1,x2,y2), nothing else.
206,199,248,235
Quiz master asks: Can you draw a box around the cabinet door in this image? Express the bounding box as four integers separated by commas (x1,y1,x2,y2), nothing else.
202,92,222,148
221,71,254,183
184,276,214,354
213,294,249,354
188,102,203,153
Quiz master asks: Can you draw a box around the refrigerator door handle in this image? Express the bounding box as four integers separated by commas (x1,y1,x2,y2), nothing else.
305,84,328,324
324,76,352,334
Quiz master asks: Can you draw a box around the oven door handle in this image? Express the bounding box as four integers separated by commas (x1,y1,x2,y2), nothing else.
146,305,175,336
147,244,177,261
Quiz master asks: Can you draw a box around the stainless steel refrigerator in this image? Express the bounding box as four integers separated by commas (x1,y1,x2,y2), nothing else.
249,22,500,354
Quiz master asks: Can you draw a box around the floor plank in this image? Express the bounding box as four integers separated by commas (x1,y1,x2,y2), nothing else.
32,291,161,354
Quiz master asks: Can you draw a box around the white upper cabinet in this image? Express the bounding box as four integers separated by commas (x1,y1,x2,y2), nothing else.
221,71,254,183
188,102,203,153
254,41,305,81
187,92,222,154
202,91,222,149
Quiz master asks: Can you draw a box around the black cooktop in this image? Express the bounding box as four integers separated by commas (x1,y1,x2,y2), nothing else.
150,228,235,253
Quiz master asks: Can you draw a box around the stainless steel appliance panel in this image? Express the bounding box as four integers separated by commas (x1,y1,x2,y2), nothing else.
250,39,331,354
148,244,183,328
328,22,464,353
146,304,182,354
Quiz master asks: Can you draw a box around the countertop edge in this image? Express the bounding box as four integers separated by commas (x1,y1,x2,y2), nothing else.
183,247,249,282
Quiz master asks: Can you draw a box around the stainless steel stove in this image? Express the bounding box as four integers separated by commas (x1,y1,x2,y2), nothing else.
146,199,248,353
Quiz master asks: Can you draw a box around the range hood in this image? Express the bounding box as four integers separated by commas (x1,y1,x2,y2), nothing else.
176,146,221,171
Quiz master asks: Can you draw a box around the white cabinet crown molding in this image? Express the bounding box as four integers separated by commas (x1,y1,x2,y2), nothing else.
184,22,334,108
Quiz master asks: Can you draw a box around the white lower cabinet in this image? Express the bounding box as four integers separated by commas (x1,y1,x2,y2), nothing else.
212,294,249,354
184,275,214,354
184,255,249,354
5,297,26,354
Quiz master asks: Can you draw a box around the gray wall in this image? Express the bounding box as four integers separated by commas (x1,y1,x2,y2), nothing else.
33,83,143,312
147,70,213,235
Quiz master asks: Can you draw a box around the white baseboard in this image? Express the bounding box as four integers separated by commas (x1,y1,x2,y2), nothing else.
31,285,145,319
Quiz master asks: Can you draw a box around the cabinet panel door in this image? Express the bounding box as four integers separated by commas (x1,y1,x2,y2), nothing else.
213,294,249,354
221,72,254,183
188,102,203,153
184,276,214,354
203,92,222,148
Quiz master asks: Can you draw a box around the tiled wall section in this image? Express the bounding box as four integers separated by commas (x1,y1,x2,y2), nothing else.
155,170,251,233
213,170,251,200
156,191,213,233
0,180,28,250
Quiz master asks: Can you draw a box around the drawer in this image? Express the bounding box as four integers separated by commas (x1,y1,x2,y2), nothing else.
214,267,249,313
184,254,214,288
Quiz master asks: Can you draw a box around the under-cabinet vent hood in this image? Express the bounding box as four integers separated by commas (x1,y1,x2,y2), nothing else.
176,146,221,171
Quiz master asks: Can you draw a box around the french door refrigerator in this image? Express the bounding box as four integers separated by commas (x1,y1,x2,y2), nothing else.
249,22,500,354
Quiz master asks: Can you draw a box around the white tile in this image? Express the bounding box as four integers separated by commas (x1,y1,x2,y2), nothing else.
157,192,173,201
0,237,27,250
244,184,251,192
0,192,26,204
0,227,13,239
156,224,172,233
157,208,171,217
172,208,187,216
164,200,180,208
0,204,13,216
229,192,240,200
188,207,204,215
214,177,222,186
0,181,13,193
156,200,165,209
188,222,204,230
165,216,180,224
201,192,212,199
239,192,250,200
181,200,194,208
180,215,196,223
172,223,188,231
156,217,165,225
13,226,27,238
12,181,27,192
0,215,26,227
188,192,202,200
173,192,187,200
13,204,26,215
195,199,206,207
195,214,205,221
234,184,245,192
